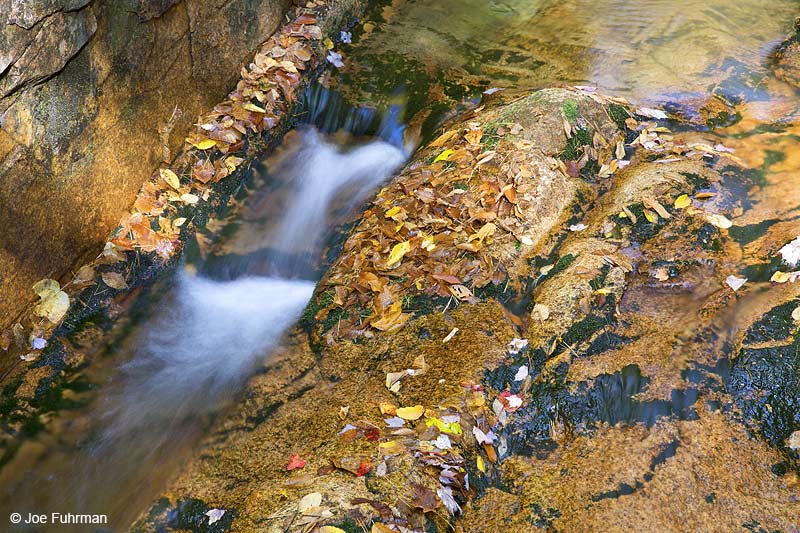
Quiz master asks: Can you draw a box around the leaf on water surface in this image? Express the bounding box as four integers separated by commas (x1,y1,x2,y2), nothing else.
792,306,800,322
205,509,225,525
101,271,128,290
725,275,747,292
320,527,347,533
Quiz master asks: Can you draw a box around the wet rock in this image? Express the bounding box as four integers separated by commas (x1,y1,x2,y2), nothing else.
133,88,800,531
0,0,293,332
772,21,800,89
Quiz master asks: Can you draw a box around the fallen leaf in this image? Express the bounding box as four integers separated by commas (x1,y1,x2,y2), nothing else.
705,213,733,229
725,275,747,292
386,241,411,267
32,279,70,323
778,236,800,267
514,365,529,381
190,138,217,150
101,271,128,290
378,440,406,456
396,405,424,420
320,527,347,533
287,454,306,470
442,327,459,343
531,303,550,321
298,492,322,513
180,193,200,204
159,168,181,189
792,306,800,322
674,194,692,209
434,149,455,163
410,483,440,512
205,509,225,525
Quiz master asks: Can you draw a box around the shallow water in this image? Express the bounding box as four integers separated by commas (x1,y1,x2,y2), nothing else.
2,0,800,530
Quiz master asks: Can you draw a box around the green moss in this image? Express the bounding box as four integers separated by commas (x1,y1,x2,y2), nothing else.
608,103,630,131
558,128,592,161
301,288,333,326
562,99,579,122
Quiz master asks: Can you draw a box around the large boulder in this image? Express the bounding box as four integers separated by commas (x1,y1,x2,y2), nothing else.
132,87,799,531
0,0,291,331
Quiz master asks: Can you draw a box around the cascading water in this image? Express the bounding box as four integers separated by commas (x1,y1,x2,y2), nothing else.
1,122,406,532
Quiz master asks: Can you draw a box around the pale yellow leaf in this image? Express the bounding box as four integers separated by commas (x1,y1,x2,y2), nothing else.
396,405,424,420
159,168,181,190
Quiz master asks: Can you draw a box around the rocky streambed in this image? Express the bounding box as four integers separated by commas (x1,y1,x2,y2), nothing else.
1,1,800,532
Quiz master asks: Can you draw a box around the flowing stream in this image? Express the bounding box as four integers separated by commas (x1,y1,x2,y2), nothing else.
2,0,800,530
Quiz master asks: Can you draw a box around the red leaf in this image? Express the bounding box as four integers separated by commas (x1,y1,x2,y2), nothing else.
286,454,306,470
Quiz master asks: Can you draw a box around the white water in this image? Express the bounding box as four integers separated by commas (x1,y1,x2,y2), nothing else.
0,128,406,532
104,128,405,440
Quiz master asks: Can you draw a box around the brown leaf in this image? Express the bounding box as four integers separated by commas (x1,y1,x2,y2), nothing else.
101,271,128,290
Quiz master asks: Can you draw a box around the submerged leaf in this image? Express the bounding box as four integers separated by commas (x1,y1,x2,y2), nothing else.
396,405,424,420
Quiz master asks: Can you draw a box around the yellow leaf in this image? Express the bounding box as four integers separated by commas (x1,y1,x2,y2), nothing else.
771,271,792,283
372,524,395,533
190,138,217,150
320,527,346,533
434,149,455,163
159,168,181,190
225,156,245,173
674,194,691,209
477,455,486,473
379,402,397,415
180,193,200,204
32,279,69,323
386,241,411,267
425,417,463,435
379,440,406,455
242,102,266,113
385,206,401,218
643,208,658,223
173,217,187,227
396,405,424,420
